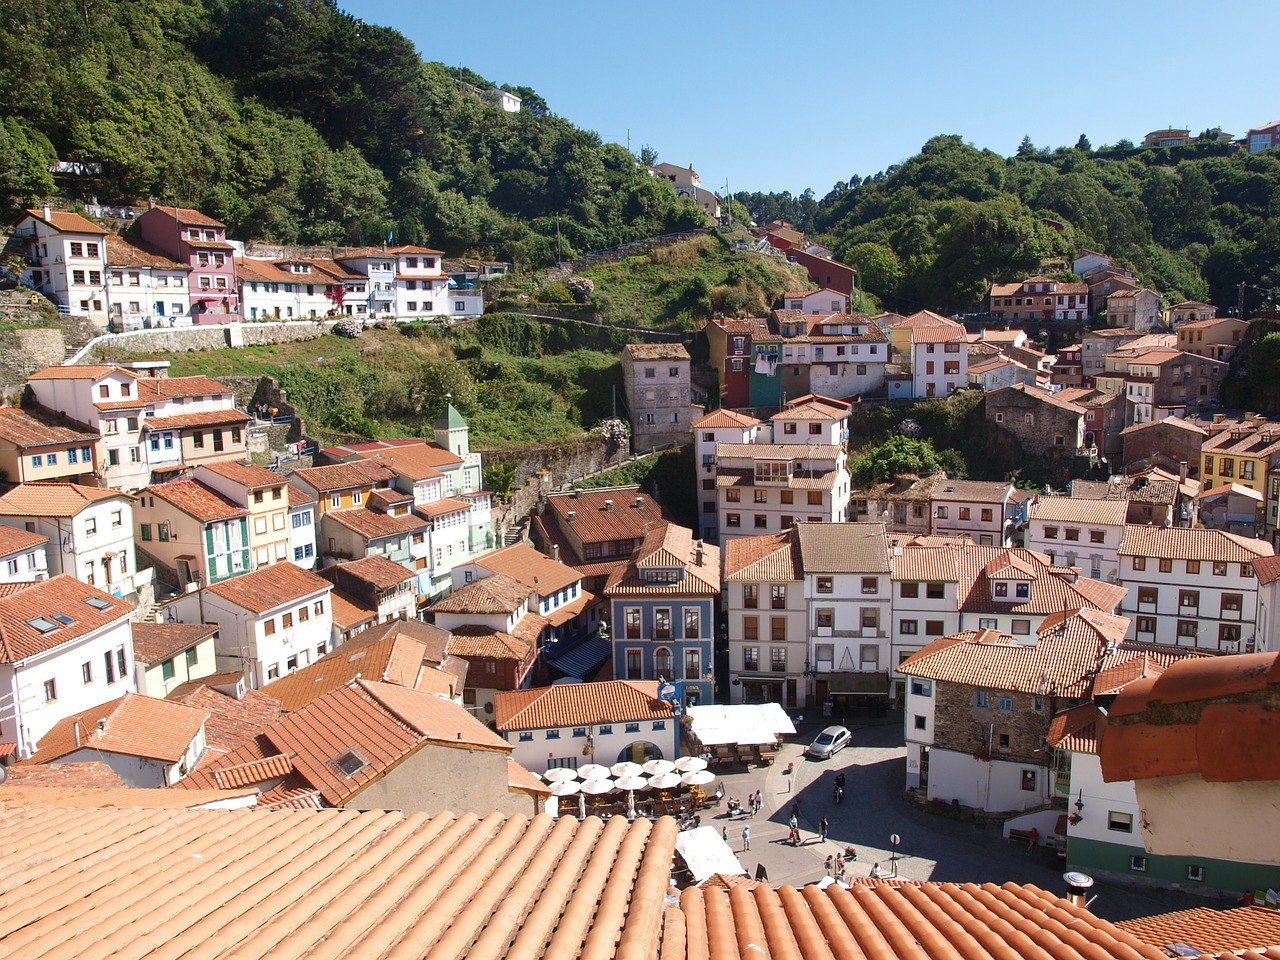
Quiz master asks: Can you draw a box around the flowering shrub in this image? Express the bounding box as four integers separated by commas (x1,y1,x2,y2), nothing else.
566,277,595,303
596,417,630,446
332,317,362,338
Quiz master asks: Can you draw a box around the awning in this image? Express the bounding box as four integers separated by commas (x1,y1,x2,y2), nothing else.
825,672,889,695
0,742,18,758
685,703,795,747
674,826,746,884
544,633,611,679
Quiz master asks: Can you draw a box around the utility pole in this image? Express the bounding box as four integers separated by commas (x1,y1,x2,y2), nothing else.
1239,281,1247,321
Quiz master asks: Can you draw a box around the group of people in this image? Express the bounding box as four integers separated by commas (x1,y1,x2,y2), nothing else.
725,790,764,819
825,848,880,882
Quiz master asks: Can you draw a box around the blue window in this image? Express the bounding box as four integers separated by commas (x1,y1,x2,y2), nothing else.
81,446,91,460
652,721,666,731
46,453,57,465
598,725,613,735
545,729,560,740
976,690,989,708
30,455,42,468
518,732,533,742
625,722,640,734
67,448,77,464
572,727,588,738
910,678,932,697
996,696,1015,712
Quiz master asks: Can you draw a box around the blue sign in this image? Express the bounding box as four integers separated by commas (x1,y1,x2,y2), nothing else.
658,683,677,702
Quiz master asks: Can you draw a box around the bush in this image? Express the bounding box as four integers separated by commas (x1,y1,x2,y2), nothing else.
536,282,574,304
332,318,362,338
566,277,595,303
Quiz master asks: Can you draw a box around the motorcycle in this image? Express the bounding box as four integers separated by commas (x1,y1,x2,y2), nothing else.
832,784,844,804
726,798,744,818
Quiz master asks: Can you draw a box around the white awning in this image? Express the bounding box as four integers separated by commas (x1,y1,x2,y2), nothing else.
685,703,796,746
674,826,746,884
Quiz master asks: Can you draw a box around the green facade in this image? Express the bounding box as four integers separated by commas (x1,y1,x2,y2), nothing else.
1067,836,1280,894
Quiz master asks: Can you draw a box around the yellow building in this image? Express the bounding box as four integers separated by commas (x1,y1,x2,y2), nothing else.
0,407,99,484
288,460,397,516
1201,419,1280,497
194,461,293,569
132,622,219,698
1176,316,1249,362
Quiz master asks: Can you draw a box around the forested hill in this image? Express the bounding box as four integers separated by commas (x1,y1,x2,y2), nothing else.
0,0,704,265
739,135,1280,316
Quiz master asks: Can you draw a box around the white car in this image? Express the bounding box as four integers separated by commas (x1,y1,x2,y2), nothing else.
806,725,851,759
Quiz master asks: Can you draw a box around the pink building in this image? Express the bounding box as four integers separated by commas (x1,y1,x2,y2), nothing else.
136,204,239,322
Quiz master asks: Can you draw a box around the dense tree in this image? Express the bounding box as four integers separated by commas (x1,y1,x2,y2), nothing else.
850,435,943,486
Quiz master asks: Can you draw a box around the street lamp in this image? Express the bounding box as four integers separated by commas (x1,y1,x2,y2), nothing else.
889,833,900,876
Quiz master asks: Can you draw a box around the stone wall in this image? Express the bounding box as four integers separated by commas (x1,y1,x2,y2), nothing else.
89,320,333,361
485,436,629,537
933,681,1050,768
0,328,65,400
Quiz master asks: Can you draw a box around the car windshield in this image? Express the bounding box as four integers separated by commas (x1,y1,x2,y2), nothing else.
816,734,835,745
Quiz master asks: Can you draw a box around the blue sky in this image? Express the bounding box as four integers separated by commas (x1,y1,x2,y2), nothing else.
346,0,1279,197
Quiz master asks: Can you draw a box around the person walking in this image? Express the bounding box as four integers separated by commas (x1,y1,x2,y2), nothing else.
825,855,834,876
753,790,763,816
722,825,728,843
818,816,829,841
742,825,751,851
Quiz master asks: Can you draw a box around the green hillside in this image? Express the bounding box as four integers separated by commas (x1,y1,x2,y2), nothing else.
0,0,703,266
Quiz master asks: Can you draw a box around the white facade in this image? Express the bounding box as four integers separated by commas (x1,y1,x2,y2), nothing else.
917,746,1048,813
807,567,892,680
0,534,48,583
504,717,678,775
166,582,333,688
106,260,191,329
0,490,149,600
0,589,136,758
289,500,317,568
1120,551,1262,651
714,444,852,543
11,209,110,320
890,577,961,688
1025,499,1126,581
929,482,1015,546
783,290,850,314
28,368,150,491
57,723,207,787
911,339,968,398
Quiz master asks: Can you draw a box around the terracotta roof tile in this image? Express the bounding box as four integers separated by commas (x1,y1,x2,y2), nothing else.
29,692,207,763
0,482,129,519
144,479,246,523
507,758,550,796
1116,905,1280,955
1253,554,1280,586
1102,652,1280,783
605,525,720,598
130,621,216,664
691,409,760,429
0,575,133,663
352,440,462,479
900,613,1201,699
0,802,677,959
291,459,396,493
415,496,473,519
326,506,413,541
1118,525,1274,562
539,488,673,553
495,680,673,730
795,521,889,572
0,785,264,807
27,364,135,382
471,543,582,595
327,590,376,630
0,406,98,447
197,459,287,488
723,530,801,581
0,525,48,555
447,625,535,661
23,207,108,234
1028,497,1129,526
430,572,529,615
203,563,330,615
322,555,415,593
167,681,282,754
0,761,125,788
146,203,227,227
104,234,187,270
143,409,250,431
623,343,690,361
1046,702,1103,753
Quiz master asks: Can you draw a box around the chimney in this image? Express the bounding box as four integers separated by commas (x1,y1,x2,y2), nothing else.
154,611,163,624
42,204,51,220
1178,460,1188,484
553,544,560,561
605,499,614,512
1062,872,1094,909
567,510,576,523
73,720,80,748
695,540,704,566
573,489,582,499
634,496,644,509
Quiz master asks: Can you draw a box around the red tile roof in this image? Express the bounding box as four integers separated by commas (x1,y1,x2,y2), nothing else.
1118,525,1274,562
900,613,1202,700
196,459,287,488
0,406,98,448
104,234,187,270
1101,652,1280,783
1116,905,1280,956
0,482,128,519
30,693,208,763
146,204,226,228
0,760,126,788
322,555,415,592
495,680,672,730
130,621,216,664
430,572,529,615
291,460,396,493
605,524,720,598
325,506,415,541
1253,554,1280,586
447,624,535,661
0,575,133,663
353,441,461,480
471,543,582,595
143,409,250,431
723,530,801,581
691,409,760,429
204,563,330,614
167,680,282,755
0,524,48,555
1046,702,1103,753
1028,497,1129,526
144,479,246,523
23,207,107,235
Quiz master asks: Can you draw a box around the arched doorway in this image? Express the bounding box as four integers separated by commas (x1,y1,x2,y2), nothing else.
617,742,662,765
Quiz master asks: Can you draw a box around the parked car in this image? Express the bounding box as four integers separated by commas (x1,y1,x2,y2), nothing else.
806,725,851,759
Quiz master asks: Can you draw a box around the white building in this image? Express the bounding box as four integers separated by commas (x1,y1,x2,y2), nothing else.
780,289,850,314
288,487,318,568
0,482,150,601
163,562,334,688
929,480,1018,546
723,529,806,708
0,575,137,758
1025,497,1128,581
0,525,48,584
1118,525,1274,651
334,250,397,318
495,680,678,773
713,442,852,542
801,316,890,400
10,206,110,321
692,409,761,540
104,235,192,329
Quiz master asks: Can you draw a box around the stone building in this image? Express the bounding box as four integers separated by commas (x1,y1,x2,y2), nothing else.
1121,417,1206,477
985,384,1086,457
620,343,702,452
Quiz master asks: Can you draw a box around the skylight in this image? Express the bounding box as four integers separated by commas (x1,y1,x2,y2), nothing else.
331,749,368,778
84,597,113,611
27,617,59,634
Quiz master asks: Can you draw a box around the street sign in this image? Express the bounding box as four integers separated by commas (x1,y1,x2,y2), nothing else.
658,683,677,701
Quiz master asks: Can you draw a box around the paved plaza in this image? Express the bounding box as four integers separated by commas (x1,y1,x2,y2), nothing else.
697,712,1217,923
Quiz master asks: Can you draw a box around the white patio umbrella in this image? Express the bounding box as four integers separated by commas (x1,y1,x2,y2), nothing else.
642,758,676,776
613,773,649,819
579,778,616,795
577,763,611,781
681,770,716,786
543,768,579,784
548,780,581,796
648,771,684,790
673,756,708,773
611,761,643,778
